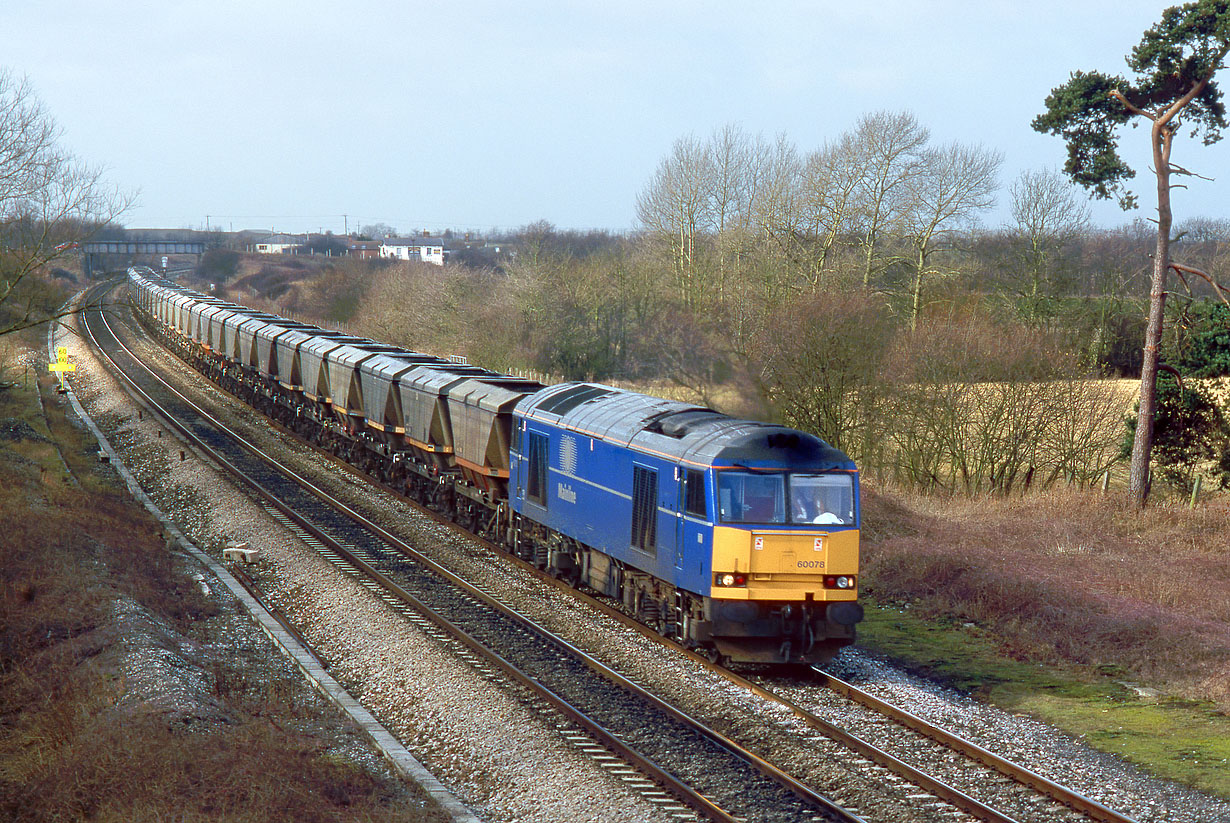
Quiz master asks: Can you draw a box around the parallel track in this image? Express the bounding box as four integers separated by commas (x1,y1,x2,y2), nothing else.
806,669,1138,823
81,281,872,822
80,278,1143,823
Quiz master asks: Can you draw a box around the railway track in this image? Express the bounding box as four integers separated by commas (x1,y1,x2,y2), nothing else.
81,282,871,822
78,278,1147,823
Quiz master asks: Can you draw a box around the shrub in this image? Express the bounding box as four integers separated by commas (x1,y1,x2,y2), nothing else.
749,291,896,459
1122,374,1230,492
1169,300,1230,377
197,248,241,282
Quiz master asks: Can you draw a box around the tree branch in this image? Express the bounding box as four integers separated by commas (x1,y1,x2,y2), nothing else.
1170,261,1230,307
1168,162,1215,180
1109,88,1155,119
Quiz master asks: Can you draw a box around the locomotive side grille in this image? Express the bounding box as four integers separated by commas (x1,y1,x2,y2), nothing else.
630,465,658,555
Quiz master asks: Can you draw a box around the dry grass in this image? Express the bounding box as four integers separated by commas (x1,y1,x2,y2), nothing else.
0,369,447,823
862,483,1230,706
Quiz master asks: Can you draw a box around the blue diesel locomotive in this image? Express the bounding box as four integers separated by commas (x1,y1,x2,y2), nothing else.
127,267,863,664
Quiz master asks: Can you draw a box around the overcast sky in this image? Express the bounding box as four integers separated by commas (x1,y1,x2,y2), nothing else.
5,1,1226,235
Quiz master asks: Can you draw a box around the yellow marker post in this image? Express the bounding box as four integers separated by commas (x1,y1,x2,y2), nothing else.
49,346,75,390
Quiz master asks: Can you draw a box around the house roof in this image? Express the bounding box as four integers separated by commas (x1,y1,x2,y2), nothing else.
381,237,444,248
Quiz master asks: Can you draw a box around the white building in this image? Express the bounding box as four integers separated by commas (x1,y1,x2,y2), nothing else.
251,233,304,254
379,237,445,266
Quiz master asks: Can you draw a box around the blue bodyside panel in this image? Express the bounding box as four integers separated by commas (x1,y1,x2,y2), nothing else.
511,417,714,595
510,382,858,601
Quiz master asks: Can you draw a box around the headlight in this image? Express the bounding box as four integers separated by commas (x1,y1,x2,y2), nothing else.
715,573,747,587
824,575,856,589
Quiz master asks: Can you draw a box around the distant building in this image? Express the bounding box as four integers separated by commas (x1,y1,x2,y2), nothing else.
346,240,381,259
379,236,445,266
250,233,304,254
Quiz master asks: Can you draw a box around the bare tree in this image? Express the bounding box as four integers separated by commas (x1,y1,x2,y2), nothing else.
848,110,930,288
749,291,895,460
1007,167,1091,324
358,223,397,241
737,133,804,301
0,68,131,335
900,141,1002,329
790,137,862,290
635,134,712,308
707,124,767,301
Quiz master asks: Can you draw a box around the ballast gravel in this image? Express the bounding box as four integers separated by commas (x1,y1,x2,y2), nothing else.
62,311,683,823
66,300,1230,823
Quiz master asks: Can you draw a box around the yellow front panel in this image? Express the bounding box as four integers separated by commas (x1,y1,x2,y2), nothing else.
711,525,859,601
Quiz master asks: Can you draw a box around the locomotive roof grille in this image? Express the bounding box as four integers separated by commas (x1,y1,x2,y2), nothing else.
766,432,802,449
646,408,722,439
535,384,614,416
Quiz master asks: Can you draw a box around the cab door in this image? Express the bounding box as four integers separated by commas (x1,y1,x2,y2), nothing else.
678,468,709,590
675,469,687,573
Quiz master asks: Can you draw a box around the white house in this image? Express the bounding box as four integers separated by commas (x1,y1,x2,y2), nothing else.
251,233,304,254
379,237,445,266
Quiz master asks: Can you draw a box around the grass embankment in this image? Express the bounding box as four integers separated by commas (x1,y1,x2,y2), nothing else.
858,486,1230,796
0,339,447,822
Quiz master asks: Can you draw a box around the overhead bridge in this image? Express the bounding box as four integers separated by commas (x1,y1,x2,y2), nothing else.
79,240,206,276
81,240,205,255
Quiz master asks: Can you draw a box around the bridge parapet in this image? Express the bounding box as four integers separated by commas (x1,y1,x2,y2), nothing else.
81,241,206,255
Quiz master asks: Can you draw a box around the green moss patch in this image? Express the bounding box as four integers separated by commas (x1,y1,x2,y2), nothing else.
1015,693,1230,796
857,597,1230,798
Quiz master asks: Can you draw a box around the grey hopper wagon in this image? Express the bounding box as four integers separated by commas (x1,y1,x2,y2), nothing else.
205,303,249,355
446,375,545,497
147,283,180,327
357,352,452,434
322,343,430,424
149,283,177,328
298,333,369,403
397,363,495,469
186,296,229,344
150,282,178,319
136,280,162,316
223,310,282,365
168,293,197,338
255,322,319,385
232,314,288,370
194,301,240,352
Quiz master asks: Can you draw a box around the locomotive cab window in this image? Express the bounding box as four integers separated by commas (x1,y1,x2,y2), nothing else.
526,432,548,507
683,469,707,519
789,473,854,525
717,472,786,524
